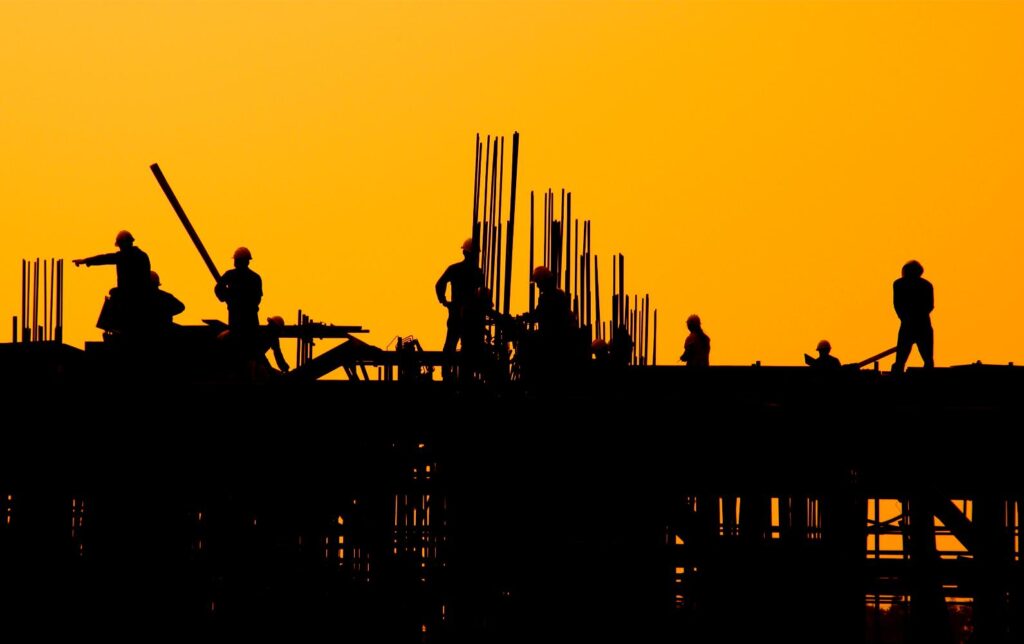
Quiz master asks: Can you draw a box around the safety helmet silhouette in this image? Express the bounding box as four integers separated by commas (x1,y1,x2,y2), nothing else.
531,266,553,283
902,260,924,278
461,238,477,253
233,247,252,261
267,315,285,327
592,338,608,351
686,314,702,329
817,339,831,353
150,271,161,286
115,230,134,246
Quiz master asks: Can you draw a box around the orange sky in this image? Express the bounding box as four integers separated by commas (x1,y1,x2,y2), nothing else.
2,1,1022,368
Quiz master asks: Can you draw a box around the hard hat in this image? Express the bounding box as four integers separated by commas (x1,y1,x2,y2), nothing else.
150,271,161,286
686,314,702,328
267,315,285,327
531,266,553,282
461,238,477,253
817,339,831,353
902,260,924,278
591,338,608,351
115,230,134,246
233,247,252,261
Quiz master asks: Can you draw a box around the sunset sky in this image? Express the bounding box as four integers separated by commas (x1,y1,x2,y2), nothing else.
3,1,1022,368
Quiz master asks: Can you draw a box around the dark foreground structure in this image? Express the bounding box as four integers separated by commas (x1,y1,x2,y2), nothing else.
0,340,1021,643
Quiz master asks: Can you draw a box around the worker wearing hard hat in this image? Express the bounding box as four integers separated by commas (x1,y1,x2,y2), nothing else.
261,315,290,374
435,238,485,382
805,339,841,369
73,230,152,334
147,270,186,331
679,314,710,367
215,246,263,331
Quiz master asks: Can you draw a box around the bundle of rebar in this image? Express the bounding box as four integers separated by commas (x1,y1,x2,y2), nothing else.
16,258,64,343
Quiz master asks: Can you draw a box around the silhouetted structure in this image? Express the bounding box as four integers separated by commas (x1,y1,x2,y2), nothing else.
680,314,710,367
805,339,841,369
215,247,263,332
435,239,485,382
892,260,934,373
73,230,152,335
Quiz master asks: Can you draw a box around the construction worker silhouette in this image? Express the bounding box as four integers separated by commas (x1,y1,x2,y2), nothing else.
260,315,291,374
805,339,841,369
680,314,710,367
73,230,152,334
435,239,485,382
146,271,185,331
892,259,934,373
520,265,576,386
215,247,263,332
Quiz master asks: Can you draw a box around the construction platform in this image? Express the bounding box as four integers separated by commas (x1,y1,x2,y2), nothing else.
0,342,1021,642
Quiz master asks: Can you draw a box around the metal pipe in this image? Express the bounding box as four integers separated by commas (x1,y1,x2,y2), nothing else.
491,221,499,311
594,255,601,340
150,163,222,282
49,258,55,341
57,259,63,343
296,309,302,368
472,138,482,259
573,218,579,305
529,191,535,315
565,191,571,294
644,294,651,366
502,132,519,316
611,259,616,339
472,135,482,257
33,259,39,342
21,259,27,342
619,254,625,325
481,136,491,274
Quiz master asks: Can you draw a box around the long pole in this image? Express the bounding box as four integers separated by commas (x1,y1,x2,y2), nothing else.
529,191,536,315
150,163,221,282
57,260,63,344
21,259,27,342
33,259,39,342
594,255,601,340
42,260,48,340
653,309,657,366
502,131,519,316
472,134,481,253
644,294,651,366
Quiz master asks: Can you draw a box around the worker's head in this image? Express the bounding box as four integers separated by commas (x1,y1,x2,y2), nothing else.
233,246,252,267
902,260,924,278
531,266,554,288
686,314,702,332
267,315,285,327
591,338,609,354
461,238,478,257
816,339,832,355
115,230,134,248
150,271,161,287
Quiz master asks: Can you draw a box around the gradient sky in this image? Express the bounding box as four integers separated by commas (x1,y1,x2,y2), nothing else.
3,1,1022,368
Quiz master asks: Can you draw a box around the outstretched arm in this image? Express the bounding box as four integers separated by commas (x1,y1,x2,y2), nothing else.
73,252,118,267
